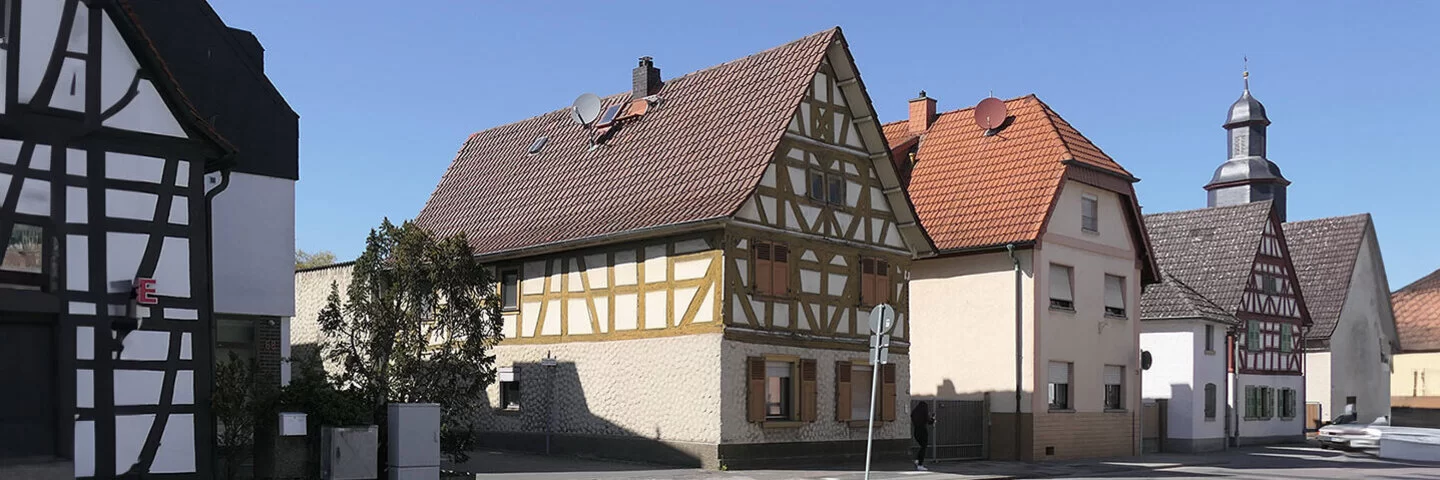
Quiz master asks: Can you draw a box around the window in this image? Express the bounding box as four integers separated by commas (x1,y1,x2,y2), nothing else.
1279,388,1297,419
2,224,46,289
765,360,796,420
1244,385,1274,419
500,269,519,311
215,318,257,365
1244,386,1256,418
1081,195,1098,233
1049,264,1074,310
1280,325,1292,353
595,103,622,127
1247,320,1261,351
1261,387,1274,419
1205,324,1215,352
1260,275,1281,294
1104,275,1126,317
850,363,873,420
807,170,846,206
1047,361,1072,410
1103,365,1124,410
1204,383,1217,419
860,258,890,306
753,241,790,297
498,367,520,410
0,0,9,45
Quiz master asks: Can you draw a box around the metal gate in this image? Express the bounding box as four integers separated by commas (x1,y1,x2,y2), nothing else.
914,399,987,461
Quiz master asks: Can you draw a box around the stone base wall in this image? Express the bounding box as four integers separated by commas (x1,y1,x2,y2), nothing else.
1031,411,1137,460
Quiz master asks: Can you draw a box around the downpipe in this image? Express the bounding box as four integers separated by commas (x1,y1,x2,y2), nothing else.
1006,244,1022,460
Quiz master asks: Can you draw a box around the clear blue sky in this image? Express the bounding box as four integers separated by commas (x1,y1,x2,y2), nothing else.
211,0,1439,288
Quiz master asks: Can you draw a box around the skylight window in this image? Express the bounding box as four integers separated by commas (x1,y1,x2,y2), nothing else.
528,136,548,154
595,104,623,127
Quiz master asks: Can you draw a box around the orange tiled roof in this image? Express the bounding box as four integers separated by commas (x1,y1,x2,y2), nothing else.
1394,268,1440,352
417,29,838,256
883,95,1133,252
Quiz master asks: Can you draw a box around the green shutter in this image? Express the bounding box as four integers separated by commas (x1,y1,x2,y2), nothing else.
1245,386,1256,418
1247,321,1261,351
1280,326,1292,353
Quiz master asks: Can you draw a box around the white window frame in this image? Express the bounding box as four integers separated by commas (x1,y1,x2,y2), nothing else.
1049,264,1074,311
1081,194,1099,233
1104,274,1126,317
1048,361,1073,411
1103,365,1125,411
498,367,520,411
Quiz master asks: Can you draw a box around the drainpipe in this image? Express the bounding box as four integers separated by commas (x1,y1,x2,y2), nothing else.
203,168,232,473
1226,327,1236,450
1006,244,1022,460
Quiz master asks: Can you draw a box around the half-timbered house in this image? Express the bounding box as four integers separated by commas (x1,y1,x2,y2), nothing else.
402,28,932,468
1141,200,1313,448
886,94,1160,461
1,0,239,477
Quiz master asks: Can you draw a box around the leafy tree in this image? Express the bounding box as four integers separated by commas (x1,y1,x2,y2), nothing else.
213,353,264,480
317,218,502,465
296,249,338,269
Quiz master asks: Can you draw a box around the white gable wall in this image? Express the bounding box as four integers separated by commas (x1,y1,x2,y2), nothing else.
1315,230,1393,423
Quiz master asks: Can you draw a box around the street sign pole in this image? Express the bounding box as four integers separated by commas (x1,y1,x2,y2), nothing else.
863,304,895,480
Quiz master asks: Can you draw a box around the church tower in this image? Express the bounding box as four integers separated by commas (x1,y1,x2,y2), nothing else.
1204,69,1290,220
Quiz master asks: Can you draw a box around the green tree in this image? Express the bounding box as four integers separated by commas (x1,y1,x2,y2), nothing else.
317,218,502,465
296,249,337,269
212,353,264,480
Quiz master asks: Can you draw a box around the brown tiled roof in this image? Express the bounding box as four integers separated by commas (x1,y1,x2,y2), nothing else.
1140,201,1273,319
1283,214,1371,340
882,95,1134,252
1394,268,1440,352
416,29,838,256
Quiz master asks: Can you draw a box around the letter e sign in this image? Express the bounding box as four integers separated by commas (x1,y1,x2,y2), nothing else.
134,278,158,305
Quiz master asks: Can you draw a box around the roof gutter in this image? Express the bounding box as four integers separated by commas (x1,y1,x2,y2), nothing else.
474,217,730,263
930,240,1037,259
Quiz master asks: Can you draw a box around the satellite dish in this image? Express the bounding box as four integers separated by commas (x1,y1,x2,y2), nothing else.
974,97,1007,130
1141,350,1153,371
572,93,602,126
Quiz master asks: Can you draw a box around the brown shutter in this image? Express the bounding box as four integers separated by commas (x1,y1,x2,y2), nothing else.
773,245,790,295
881,363,897,421
877,260,891,304
800,359,817,422
861,258,875,305
747,357,766,422
836,361,852,421
755,243,772,295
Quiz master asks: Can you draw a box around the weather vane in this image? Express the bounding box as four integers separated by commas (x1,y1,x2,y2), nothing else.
1243,56,1250,92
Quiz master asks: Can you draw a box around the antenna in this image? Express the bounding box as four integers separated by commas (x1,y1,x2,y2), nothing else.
571,93,602,126
974,96,1007,131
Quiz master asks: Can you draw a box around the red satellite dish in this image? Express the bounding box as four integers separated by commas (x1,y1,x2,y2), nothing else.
974,97,1007,130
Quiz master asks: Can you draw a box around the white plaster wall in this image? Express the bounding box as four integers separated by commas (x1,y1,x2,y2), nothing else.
909,251,1036,413
1392,352,1440,397
212,172,296,317
480,334,723,444
1193,323,1229,442
719,341,910,443
1234,373,1306,438
1036,240,1142,415
1046,180,1135,252
1324,231,1393,423
1306,352,1332,421
1140,322,1195,438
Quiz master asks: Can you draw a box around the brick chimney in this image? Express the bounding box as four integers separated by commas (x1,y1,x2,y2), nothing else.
633,56,662,99
908,90,937,134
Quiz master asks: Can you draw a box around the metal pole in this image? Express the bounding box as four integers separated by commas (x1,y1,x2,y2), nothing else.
864,359,881,480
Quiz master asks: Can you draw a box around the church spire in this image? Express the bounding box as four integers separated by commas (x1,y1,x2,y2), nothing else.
1204,63,1291,221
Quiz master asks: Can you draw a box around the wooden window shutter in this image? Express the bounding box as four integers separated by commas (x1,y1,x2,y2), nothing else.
877,260,890,304
755,243,772,295
836,361,852,421
861,259,875,305
881,363,897,421
747,357,766,422
773,245,790,295
800,359,817,422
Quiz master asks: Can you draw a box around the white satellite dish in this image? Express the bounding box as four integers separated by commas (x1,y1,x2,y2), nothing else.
572,93,602,126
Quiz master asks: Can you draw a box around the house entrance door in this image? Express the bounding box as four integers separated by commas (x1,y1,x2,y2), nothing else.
0,313,59,460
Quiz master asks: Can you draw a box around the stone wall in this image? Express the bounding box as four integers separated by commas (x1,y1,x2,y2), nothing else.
291,263,354,369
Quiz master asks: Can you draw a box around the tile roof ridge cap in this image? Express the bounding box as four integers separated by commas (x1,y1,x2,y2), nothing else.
1284,212,1372,227
1397,268,1440,295
1146,199,1273,218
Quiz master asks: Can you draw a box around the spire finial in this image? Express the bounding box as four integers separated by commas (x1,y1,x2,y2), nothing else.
1243,56,1250,92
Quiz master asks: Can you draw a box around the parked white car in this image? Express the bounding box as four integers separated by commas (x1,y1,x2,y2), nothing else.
1317,417,1388,451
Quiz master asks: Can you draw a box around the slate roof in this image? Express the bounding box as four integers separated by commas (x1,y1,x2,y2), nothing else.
1283,214,1371,340
1140,274,1236,324
1140,201,1273,321
1394,268,1440,352
416,29,839,256
882,95,1134,252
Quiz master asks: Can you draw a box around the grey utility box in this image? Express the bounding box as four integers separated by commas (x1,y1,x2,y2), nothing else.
387,403,441,480
321,426,378,480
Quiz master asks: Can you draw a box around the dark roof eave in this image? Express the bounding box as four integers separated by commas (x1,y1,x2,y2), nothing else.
931,240,1037,258
472,217,730,264
1060,158,1140,183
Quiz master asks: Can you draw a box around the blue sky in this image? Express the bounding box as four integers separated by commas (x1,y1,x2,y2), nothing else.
211,0,1439,288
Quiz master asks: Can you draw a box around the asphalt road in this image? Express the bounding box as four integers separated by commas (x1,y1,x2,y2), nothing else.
449,445,1440,480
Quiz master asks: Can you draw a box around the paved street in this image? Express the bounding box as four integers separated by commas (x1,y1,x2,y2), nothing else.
447,445,1440,479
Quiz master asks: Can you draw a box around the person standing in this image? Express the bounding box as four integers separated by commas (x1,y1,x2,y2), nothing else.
911,401,935,470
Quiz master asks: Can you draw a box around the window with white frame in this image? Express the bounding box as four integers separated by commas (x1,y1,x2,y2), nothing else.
1081,195,1099,233
1048,361,1072,410
1049,264,1074,310
765,360,796,420
1103,365,1124,410
499,367,520,410
1104,274,1126,317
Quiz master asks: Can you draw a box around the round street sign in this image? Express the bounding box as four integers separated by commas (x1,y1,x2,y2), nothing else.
868,304,896,334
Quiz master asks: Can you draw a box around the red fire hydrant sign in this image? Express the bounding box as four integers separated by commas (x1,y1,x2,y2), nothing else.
134,278,158,305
